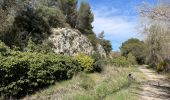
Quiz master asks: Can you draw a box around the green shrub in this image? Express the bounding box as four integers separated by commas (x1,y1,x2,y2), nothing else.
0,44,81,98
96,82,111,99
112,56,129,67
127,53,136,65
91,52,105,72
156,61,167,72
0,41,10,56
37,6,66,28
75,53,94,72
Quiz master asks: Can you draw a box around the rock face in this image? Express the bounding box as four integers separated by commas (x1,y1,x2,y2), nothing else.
97,44,106,57
50,28,94,56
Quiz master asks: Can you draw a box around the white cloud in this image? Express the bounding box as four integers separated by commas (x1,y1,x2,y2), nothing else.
93,8,138,35
92,7,140,51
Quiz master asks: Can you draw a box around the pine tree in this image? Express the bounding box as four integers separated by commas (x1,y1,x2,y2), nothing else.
77,1,94,34
58,0,77,28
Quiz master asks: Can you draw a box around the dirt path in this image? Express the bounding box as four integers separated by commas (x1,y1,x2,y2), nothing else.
138,66,170,100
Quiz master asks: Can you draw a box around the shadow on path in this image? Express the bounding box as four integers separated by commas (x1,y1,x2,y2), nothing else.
138,66,170,100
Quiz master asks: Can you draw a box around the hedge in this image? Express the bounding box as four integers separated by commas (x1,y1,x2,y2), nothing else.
0,51,81,98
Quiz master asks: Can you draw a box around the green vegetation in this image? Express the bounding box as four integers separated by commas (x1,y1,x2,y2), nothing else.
77,1,94,35
0,42,82,98
58,0,78,28
99,39,112,56
138,1,170,72
75,52,94,72
120,38,147,64
0,41,108,99
3,0,168,99
112,54,136,67
23,66,142,100
0,0,111,53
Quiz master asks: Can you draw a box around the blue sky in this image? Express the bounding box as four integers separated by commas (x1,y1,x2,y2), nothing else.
78,0,157,51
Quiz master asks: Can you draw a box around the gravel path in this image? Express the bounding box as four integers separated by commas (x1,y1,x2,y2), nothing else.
138,66,170,100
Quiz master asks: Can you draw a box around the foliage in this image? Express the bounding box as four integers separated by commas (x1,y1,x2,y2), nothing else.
0,1,66,49
0,43,81,98
99,39,112,56
36,40,54,54
112,56,129,67
156,59,170,72
156,61,167,72
120,38,147,64
58,0,78,28
138,2,170,71
22,66,140,100
92,52,109,72
26,38,54,54
87,34,98,50
12,5,51,48
127,53,136,65
75,52,94,72
0,41,11,56
37,6,66,28
27,37,36,52
96,82,112,98
77,1,94,35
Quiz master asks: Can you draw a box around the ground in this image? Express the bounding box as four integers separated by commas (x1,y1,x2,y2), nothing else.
138,66,170,100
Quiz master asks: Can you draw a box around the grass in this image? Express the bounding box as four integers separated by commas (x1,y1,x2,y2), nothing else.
23,66,145,100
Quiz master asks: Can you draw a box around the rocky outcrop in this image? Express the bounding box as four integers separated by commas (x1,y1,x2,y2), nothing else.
50,28,94,56
49,28,107,57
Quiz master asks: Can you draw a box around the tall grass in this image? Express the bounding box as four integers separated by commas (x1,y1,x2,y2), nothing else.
23,66,142,100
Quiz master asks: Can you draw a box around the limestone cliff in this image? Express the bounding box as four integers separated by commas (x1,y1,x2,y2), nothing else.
49,28,106,57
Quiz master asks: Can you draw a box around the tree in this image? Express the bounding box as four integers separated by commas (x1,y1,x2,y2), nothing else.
77,1,94,34
58,0,77,28
12,4,51,48
37,6,66,28
138,1,170,25
138,1,170,69
120,38,147,64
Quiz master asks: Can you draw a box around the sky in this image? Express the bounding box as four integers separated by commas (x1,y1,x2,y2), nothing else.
78,0,157,51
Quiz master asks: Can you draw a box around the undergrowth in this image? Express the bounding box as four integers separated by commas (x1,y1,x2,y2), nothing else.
24,66,142,100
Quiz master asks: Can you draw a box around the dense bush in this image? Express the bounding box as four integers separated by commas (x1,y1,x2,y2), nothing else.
156,61,166,72
112,56,129,67
27,38,54,54
127,53,136,65
75,52,94,72
99,39,112,56
156,59,170,72
112,53,136,67
11,5,51,48
0,41,10,56
0,43,81,98
37,6,66,28
91,52,109,72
